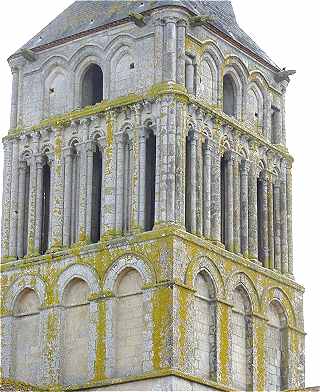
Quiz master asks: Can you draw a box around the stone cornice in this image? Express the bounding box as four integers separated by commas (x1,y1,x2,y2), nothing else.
2,83,293,163
0,225,304,294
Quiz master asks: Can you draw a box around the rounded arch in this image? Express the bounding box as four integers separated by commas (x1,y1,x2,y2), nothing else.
70,45,105,72
222,57,248,119
43,65,70,117
261,286,296,327
109,44,136,99
20,147,33,162
40,55,69,85
185,255,225,299
246,81,265,125
57,264,100,303
249,70,271,91
5,275,46,312
104,254,154,291
223,56,249,79
104,34,135,61
40,142,54,156
225,272,260,313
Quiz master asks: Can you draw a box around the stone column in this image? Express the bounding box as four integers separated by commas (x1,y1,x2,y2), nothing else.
26,155,37,256
34,156,44,254
138,128,146,230
248,162,258,261
175,101,186,227
267,172,275,270
287,164,294,277
17,160,27,258
154,112,161,225
48,152,55,248
130,105,142,231
225,151,234,251
85,142,94,241
211,143,221,243
154,18,164,84
280,165,288,274
240,160,250,257
252,314,267,391
167,96,176,223
115,135,125,234
176,19,187,86
10,67,19,129
9,139,19,258
49,127,64,251
203,141,212,238
1,140,12,259
273,180,281,271
190,132,197,234
185,56,194,94
196,133,203,236
77,142,88,242
164,17,177,82
233,155,241,254
259,170,269,267
101,111,116,239
62,148,73,247
216,300,232,386
158,99,168,223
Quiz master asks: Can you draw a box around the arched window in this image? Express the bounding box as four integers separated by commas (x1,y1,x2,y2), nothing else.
113,53,135,98
231,287,253,391
200,60,214,103
62,278,90,385
12,288,41,384
40,157,51,254
266,301,288,391
194,271,216,379
81,64,103,107
248,89,259,124
144,127,156,231
91,144,102,242
47,72,67,116
113,268,144,377
271,106,281,144
185,54,196,94
223,74,236,117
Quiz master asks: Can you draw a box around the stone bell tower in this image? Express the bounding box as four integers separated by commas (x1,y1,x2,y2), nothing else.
1,1,305,391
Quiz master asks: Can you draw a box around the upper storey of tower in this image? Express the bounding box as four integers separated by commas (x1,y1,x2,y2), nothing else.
13,0,278,70
6,0,294,151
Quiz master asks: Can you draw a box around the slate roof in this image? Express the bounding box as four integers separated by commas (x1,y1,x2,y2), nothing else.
15,0,279,70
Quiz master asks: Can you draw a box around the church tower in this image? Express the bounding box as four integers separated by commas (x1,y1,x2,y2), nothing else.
1,1,305,391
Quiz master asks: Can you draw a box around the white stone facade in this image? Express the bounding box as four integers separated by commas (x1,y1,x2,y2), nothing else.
0,1,305,391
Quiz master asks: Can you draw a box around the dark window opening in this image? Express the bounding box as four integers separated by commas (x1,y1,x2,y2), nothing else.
144,129,156,231
257,178,263,262
91,147,102,243
81,64,103,107
220,155,227,245
40,160,51,255
22,165,30,257
223,74,236,117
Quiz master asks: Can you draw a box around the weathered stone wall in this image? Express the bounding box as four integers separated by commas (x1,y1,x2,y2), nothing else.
1,1,304,391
